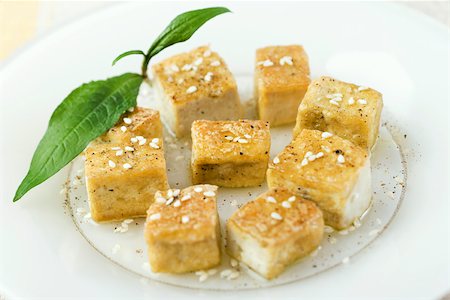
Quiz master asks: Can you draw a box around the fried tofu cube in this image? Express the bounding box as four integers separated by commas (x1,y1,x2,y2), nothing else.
293,76,383,149
254,45,310,126
267,129,371,230
191,120,271,187
97,107,162,144
144,185,221,273
152,46,242,137
85,141,169,222
226,188,323,279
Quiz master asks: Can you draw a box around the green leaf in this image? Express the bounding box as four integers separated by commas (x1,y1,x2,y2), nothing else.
142,7,231,72
13,73,143,201
112,50,145,66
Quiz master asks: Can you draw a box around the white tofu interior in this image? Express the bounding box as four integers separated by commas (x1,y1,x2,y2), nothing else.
228,226,271,277
342,158,372,226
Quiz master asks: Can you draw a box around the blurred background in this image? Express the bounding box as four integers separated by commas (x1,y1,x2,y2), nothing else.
0,1,449,62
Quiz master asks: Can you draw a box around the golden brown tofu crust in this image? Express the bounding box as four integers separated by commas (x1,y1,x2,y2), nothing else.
228,188,323,246
145,185,219,242
226,188,324,279
267,129,369,229
268,129,368,194
144,185,221,273
255,45,310,93
85,142,169,222
191,119,271,164
97,107,162,144
152,46,238,104
293,76,383,149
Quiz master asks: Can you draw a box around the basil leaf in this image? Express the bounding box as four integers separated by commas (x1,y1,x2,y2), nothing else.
142,7,231,71
112,50,145,66
13,73,143,201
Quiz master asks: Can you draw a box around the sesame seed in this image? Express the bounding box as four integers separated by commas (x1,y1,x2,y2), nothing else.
228,271,240,280
194,187,203,193
123,163,132,169
131,137,138,143
337,154,345,164
149,213,161,221
155,197,166,204
149,142,160,149
182,64,193,71
230,259,239,268
138,139,147,145
301,158,308,166
308,154,317,161
120,126,127,132
123,219,133,224
279,56,293,66
125,146,134,152
281,201,291,208
198,274,208,282
358,86,369,91
173,189,180,197
266,196,277,203
108,160,116,168
149,138,158,144
316,152,324,158
342,257,350,264
288,196,296,202
348,97,355,104
232,136,240,142
210,60,221,67
167,189,174,198
271,212,283,220
111,147,121,150
357,99,367,105
123,118,132,124
273,157,280,164
115,150,124,156
204,72,213,82
181,216,190,224
244,134,251,139
135,136,143,141
194,57,203,65
324,226,334,233
203,50,211,57
170,64,179,72
186,86,197,94
220,269,233,278
237,138,248,144
224,136,233,141
339,229,349,235
181,194,191,201
173,200,181,207
165,197,174,205
321,132,333,139
204,191,216,197
258,59,274,67
329,100,340,106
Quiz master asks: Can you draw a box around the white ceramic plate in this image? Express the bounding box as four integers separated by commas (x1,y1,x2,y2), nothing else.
0,2,448,299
